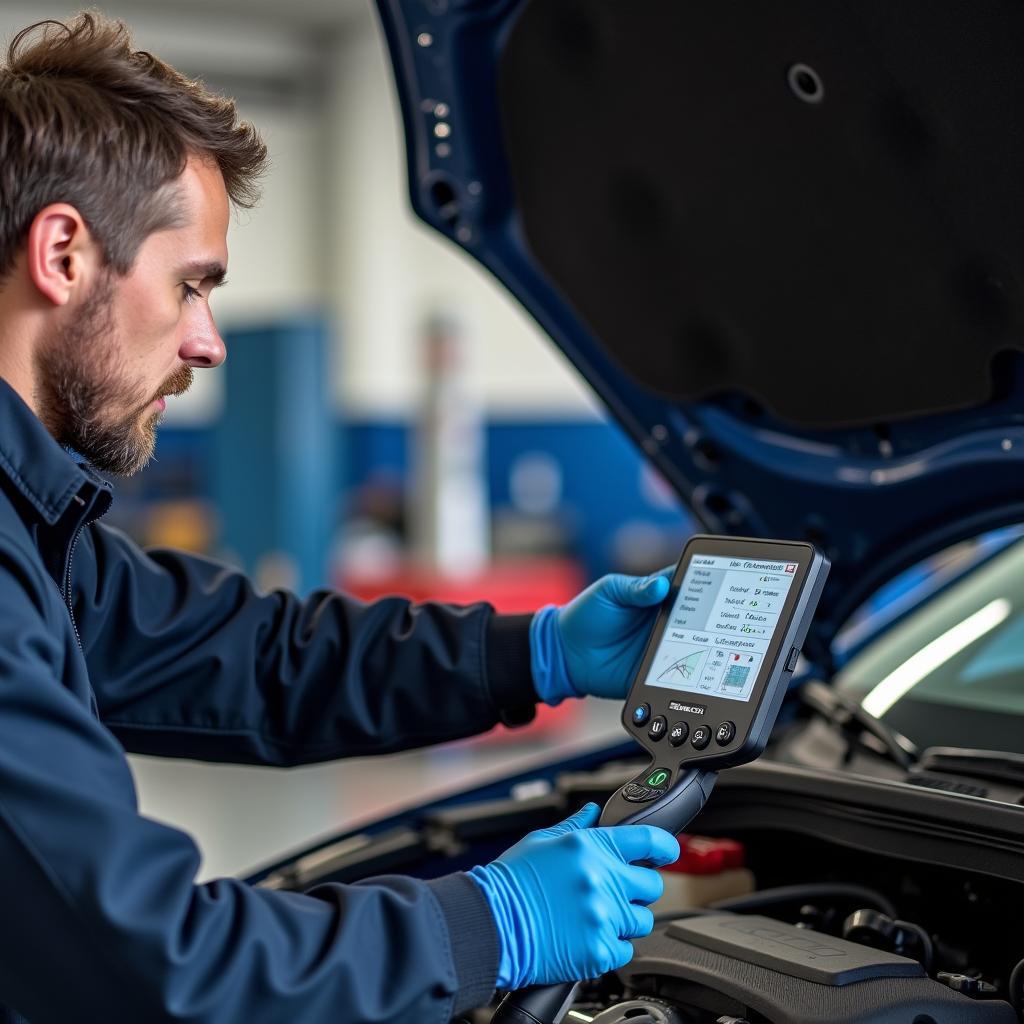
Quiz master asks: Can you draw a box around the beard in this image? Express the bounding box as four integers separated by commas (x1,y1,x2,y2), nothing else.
34,272,193,477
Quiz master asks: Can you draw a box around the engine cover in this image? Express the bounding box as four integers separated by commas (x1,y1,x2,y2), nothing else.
618,914,1015,1023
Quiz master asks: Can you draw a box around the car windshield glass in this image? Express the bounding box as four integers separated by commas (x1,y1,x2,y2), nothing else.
835,538,1024,754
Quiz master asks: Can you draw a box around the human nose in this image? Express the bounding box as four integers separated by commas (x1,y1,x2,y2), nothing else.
179,307,226,368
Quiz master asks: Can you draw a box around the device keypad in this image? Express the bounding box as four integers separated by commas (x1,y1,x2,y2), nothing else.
631,704,651,726
622,767,673,803
622,783,651,802
690,725,712,750
668,721,689,747
715,721,736,745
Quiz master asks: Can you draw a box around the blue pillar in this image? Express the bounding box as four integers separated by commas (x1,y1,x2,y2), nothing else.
214,317,335,594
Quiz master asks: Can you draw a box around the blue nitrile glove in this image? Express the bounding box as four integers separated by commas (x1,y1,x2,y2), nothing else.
531,569,672,704
469,802,679,990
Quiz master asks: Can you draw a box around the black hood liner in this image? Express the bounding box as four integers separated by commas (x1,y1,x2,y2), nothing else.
499,0,1024,427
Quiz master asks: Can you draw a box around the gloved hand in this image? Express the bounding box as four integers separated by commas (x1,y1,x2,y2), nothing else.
469,803,679,990
531,569,671,703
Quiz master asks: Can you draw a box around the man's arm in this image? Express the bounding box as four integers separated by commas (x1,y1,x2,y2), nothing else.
72,521,538,765
0,536,500,1023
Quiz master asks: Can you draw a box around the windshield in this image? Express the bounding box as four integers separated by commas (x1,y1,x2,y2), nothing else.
835,538,1024,754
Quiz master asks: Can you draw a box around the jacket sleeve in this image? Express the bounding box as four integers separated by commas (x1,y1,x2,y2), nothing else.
72,522,538,765
0,536,499,1023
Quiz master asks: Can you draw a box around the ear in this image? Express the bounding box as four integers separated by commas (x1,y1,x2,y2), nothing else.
25,204,100,307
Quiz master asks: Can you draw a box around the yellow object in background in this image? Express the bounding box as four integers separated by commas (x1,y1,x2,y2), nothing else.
144,500,217,554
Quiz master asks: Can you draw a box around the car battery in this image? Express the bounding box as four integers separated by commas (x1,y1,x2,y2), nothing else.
653,835,755,914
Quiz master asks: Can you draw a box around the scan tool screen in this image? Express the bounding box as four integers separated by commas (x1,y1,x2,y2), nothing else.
645,553,799,701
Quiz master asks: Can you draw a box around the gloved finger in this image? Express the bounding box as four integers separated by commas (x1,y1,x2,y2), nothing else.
620,863,665,906
640,574,670,603
603,824,681,867
641,565,674,592
621,904,655,939
598,573,670,609
539,802,600,838
608,938,636,972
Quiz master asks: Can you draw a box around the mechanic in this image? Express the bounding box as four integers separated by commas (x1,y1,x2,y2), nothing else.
0,15,680,1024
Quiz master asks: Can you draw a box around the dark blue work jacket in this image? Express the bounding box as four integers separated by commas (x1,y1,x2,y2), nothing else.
0,378,538,1023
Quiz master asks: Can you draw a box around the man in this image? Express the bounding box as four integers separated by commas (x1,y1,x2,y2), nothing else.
0,14,678,1023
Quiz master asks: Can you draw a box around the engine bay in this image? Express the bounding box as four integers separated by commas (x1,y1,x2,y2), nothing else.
258,751,1024,1024
459,818,1024,1023
546,877,1020,1024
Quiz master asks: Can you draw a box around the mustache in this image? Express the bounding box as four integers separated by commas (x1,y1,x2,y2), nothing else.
150,365,193,406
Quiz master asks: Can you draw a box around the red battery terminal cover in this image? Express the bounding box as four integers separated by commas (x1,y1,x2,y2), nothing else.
664,835,746,876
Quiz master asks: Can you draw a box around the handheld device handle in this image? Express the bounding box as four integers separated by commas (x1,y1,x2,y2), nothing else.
491,982,579,1024
597,767,717,828
491,769,718,1024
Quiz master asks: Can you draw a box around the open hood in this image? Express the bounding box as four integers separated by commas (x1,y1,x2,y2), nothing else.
373,0,1024,658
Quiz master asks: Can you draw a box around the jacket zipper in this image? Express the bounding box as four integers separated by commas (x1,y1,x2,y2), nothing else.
64,520,86,653
61,486,111,645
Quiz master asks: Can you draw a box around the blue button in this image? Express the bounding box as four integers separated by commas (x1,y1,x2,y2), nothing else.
632,703,651,726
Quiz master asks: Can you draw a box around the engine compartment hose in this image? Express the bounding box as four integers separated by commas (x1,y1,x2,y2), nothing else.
712,883,897,919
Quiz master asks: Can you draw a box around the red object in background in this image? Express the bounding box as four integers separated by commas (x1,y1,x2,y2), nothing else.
664,835,747,876
339,558,587,739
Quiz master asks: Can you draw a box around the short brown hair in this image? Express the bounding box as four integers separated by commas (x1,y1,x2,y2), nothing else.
0,12,268,278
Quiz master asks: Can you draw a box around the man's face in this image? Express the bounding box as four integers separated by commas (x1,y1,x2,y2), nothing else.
36,156,230,476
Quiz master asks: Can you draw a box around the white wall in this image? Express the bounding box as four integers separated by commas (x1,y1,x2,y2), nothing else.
325,5,601,420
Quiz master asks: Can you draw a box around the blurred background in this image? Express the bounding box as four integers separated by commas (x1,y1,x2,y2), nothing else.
0,0,692,878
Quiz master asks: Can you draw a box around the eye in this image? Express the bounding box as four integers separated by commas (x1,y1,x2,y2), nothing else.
181,283,202,303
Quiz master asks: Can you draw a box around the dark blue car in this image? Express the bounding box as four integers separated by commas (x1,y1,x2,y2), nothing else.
254,4,1024,1021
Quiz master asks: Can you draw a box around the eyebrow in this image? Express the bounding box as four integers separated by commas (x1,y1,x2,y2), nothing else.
179,261,228,286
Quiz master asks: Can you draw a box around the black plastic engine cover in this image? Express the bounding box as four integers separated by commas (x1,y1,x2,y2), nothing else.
620,914,1016,1023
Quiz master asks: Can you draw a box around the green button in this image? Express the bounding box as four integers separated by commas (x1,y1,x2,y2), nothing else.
646,769,670,788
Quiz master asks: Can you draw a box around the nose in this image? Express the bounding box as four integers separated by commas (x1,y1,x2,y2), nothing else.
179,309,227,368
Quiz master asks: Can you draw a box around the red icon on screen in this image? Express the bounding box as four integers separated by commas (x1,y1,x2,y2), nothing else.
785,564,797,573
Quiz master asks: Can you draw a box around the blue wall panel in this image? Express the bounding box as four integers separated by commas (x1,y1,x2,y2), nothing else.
213,319,335,592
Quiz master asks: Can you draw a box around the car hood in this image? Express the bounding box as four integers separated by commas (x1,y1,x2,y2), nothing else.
373,0,1024,659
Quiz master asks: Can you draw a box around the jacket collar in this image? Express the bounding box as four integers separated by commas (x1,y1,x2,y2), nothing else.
0,377,111,526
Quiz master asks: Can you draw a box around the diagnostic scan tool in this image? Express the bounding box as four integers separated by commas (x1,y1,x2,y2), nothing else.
600,534,830,830
493,536,829,1024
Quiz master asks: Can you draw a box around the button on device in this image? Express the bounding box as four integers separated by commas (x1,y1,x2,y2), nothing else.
645,768,671,789
631,703,652,727
785,646,801,672
691,725,712,750
715,721,736,746
623,784,654,803
668,721,689,747
648,716,667,741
